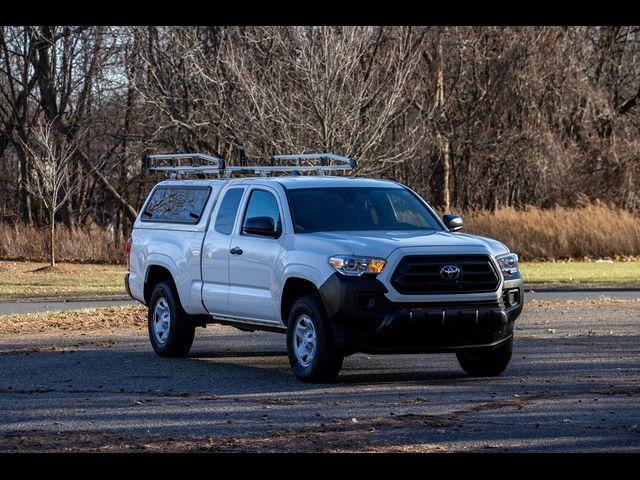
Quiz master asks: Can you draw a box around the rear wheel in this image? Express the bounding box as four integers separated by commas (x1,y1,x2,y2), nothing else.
456,337,513,377
286,295,343,383
148,281,195,357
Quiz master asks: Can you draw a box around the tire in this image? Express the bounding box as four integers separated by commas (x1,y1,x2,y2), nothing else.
148,281,195,357
286,295,344,383
456,337,513,377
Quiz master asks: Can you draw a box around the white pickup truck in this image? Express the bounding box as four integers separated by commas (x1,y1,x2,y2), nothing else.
125,153,523,382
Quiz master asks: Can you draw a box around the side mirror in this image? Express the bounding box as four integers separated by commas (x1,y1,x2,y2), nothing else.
243,216,280,238
443,214,464,232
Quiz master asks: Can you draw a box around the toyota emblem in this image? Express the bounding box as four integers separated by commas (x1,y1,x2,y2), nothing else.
439,264,461,281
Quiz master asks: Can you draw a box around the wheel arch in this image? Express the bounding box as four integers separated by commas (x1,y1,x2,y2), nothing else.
144,264,176,305
280,277,322,325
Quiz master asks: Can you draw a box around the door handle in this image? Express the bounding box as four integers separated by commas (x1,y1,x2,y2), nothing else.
230,247,243,256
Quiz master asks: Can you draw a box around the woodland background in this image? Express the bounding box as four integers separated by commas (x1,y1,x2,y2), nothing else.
1,26,639,263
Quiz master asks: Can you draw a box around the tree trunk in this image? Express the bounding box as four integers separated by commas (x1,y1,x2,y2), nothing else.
18,149,33,224
436,35,451,212
50,210,56,267
437,131,451,211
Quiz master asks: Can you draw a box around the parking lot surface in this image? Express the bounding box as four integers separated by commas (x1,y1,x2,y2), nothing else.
0,300,638,452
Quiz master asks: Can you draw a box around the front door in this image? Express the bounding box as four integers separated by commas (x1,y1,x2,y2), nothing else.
227,187,284,323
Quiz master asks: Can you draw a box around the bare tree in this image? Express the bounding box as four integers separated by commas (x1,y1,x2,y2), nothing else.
3,24,640,246
0,26,40,223
21,117,83,266
220,26,424,175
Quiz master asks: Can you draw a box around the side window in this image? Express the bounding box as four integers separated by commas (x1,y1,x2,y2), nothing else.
142,186,210,224
214,188,244,235
242,190,282,236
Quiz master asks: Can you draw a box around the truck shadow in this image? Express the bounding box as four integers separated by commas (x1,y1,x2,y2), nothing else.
2,332,638,396
192,350,287,359
189,349,468,383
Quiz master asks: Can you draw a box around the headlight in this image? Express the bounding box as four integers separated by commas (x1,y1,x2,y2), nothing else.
496,253,519,276
328,255,386,276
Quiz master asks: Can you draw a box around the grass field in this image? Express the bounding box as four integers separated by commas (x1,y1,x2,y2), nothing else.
0,260,637,302
520,261,640,286
0,261,127,301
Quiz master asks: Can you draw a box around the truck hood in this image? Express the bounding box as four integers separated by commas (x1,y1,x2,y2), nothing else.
303,230,510,259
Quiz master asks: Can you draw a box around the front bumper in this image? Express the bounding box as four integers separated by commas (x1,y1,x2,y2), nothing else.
318,273,524,354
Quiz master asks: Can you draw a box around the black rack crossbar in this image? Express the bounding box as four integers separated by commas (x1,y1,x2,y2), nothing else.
146,152,356,178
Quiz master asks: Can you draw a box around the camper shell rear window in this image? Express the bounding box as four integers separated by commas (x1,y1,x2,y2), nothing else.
141,186,211,224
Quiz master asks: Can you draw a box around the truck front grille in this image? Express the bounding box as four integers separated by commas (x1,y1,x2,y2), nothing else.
391,255,500,294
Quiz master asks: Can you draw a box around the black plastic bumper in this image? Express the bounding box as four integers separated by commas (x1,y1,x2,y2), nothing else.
318,272,524,354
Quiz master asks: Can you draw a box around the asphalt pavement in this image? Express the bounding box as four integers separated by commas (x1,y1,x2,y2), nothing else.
527,289,640,302
1,288,640,316
0,298,639,452
0,299,139,316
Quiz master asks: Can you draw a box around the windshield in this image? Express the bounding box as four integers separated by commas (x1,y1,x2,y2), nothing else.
287,187,444,233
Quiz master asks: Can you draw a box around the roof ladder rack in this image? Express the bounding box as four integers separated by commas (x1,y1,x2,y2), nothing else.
146,151,356,178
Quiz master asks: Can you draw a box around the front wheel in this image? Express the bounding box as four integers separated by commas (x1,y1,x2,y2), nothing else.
286,295,344,383
456,337,513,377
148,281,195,357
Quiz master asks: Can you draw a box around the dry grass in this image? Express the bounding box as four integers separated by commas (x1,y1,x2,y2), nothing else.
464,204,640,261
2,203,640,264
0,222,124,264
0,261,127,301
